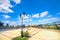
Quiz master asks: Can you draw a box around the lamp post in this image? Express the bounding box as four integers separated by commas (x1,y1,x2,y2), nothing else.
20,12,25,38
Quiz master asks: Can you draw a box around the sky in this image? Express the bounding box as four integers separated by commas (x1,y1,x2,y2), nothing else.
0,0,60,26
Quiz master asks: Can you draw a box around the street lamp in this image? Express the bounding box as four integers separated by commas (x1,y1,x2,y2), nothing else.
20,12,25,38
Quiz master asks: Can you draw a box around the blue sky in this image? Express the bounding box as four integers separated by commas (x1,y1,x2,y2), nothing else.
0,0,60,26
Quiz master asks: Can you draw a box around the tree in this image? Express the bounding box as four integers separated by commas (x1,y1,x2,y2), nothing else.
0,21,3,26
6,23,9,28
6,24,9,27
0,21,4,28
54,24,59,29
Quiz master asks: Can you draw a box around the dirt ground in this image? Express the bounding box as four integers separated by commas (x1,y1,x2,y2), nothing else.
0,28,60,40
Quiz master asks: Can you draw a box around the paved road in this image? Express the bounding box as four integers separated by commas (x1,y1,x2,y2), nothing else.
0,28,60,40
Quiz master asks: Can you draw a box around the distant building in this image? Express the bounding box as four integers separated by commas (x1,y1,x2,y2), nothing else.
57,24,60,27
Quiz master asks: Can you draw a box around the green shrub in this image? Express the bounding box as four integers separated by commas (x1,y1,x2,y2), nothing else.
23,31,29,37
50,26,57,29
13,36,28,40
13,36,21,40
13,31,29,40
21,37,28,40
43,26,49,29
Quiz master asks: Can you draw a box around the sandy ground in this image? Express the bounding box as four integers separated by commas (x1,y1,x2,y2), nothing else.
0,28,60,40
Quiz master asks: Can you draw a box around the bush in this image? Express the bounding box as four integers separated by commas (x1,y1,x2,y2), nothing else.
13,36,28,40
49,26,57,29
43,26,49,29
23,31,29,37
21,37,28,40
12,31,29,40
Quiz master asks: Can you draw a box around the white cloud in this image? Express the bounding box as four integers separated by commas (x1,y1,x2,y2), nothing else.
40,11,48,17
24,15,29,19
23,19,32,22
10,22,16,25
51,18,58,20
39,19,49,22
4,20,10,23
48,15,52,17
17,14,32,25
39,18,59,23
32,14,39,18
18,14,30,20
32,11,48,18
16,18,32,25
18,18,32,23
13,0,21,4
29,19,32,22
0,0,13,13
27,14,31,18
0,0,21,13
4,20,17,26
3,15,10,19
